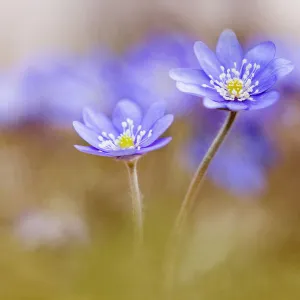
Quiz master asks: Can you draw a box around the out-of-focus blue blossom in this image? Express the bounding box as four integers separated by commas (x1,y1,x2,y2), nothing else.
2,32,200,128
73,99,173,159
122,33,199,116
247,35,300,94
21,51,121,127
185,109,277,196
0,71,37,127
245,35,300,130
170,29,294,111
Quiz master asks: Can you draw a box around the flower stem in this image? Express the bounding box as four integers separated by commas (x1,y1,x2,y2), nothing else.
125,159,143,245
174,111,237,235
163,111,237,296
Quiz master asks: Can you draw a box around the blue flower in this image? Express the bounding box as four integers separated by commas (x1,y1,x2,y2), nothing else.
22,51,120,127
0,70,39,127
73,99,173,159
123,33,198,116
170,29,294,111
246,34,300,95
185,109,277,196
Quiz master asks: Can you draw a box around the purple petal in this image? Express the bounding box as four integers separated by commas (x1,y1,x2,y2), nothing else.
225,102,248,111
82,108,118,136
245,41,276,71
176,82,224,101
141,114,174,147
112,99,142,132
74,145,112,157
141,102,166,132
269,58,294,79
255,58,294,93
203,97,227,109
137,137,172,154
255,75,277,95
216,29,243,69
249,91,280,110
73,121,100,149
194,41,222,78
74,145,137,158
169,68,210,85
105,149,137,157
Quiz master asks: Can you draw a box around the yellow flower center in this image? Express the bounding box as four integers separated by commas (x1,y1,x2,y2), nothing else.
227,79,243,98
118,135,135,149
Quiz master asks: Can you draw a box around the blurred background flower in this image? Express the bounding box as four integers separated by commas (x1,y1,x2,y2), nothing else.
18,51,121,127
13,205,89,249
184,108,278,197
122,33,199,115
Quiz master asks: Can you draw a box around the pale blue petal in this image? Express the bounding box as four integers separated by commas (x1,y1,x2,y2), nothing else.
255,58,294,93
203,97,227,109
169,68,210,85
74,145,112,157
141,102,166,132
225,102,248,111
194,41,222,78
105,149,137,157
249,91,280,110
112,99,142,132
270,58,294,79
216,29,243,69
141,114,174,147
82,107,118,136
73,121,100,149
137,137,172,154
176,82,224,101
244,41,276,71
255,75,277,95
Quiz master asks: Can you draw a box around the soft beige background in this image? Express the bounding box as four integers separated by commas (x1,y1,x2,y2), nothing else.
0,0,281,66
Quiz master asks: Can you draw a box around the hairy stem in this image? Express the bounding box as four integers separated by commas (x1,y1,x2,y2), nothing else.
174,111,237,235
164,111,237,295
125,158,143,245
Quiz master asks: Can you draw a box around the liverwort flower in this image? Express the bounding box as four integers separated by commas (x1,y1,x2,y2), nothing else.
73,99,173,244
73,99,173,159
169,29,294,111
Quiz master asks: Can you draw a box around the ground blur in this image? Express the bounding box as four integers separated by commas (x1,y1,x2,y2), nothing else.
0,117,300,299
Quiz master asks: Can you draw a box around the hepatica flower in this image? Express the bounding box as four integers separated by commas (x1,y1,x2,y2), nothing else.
73,99,173,159
170,29,294,111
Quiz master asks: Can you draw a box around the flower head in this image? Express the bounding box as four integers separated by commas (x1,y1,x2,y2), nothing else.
73,99,173,159
170,29,294,111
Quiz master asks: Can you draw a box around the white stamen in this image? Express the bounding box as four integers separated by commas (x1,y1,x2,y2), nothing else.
97,119,154,152
108,133,115,140
207,61,261,102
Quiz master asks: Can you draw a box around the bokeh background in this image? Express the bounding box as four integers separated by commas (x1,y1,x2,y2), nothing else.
1,0,300,299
